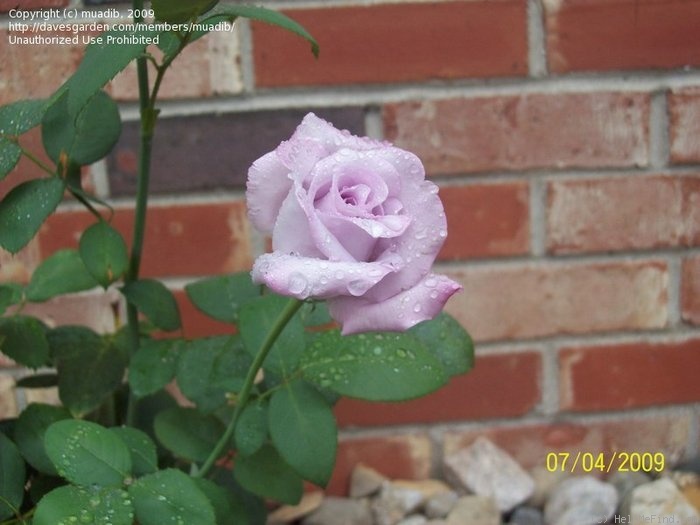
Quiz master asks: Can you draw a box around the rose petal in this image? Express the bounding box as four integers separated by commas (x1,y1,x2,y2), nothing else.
246,151,292,233
328,273,462,335
251,252,402,300
272,190,326,259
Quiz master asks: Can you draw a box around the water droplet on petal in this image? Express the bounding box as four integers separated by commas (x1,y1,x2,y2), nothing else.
413,303,422,313
288,272,309,297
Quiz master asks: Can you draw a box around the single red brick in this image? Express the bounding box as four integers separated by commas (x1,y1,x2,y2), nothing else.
443,413,692,471
682,256,700,325
252,1,527,87
335,352,541,427
0,0,67,11
445,260,668,342
544,0,700,73
327,434,432,496
547,174,700,254
0,27,84,105
172,289,235,339
439,182,529,260
384,93,649,175
38,201,252,278
670,88,700,164
560,337,700,411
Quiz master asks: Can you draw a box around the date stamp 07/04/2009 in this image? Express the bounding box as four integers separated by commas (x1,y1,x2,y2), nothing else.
545,451,666,474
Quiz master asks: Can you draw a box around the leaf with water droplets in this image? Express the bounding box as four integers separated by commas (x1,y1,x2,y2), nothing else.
154,407,224,463
234,401,268,457
268,380,337,487
44,419,132,487
409,312,474,378
34,485,134,525
233,444,303,505
110,427,158,477
79,221,129,288
0,176,65,254
121,279,182,332
14,403,71,475
192,478,250,525
184,272,261,324
0,432,25,521
300,330,447,401
129,338,184,399
0,99,47,180
129,469,216,525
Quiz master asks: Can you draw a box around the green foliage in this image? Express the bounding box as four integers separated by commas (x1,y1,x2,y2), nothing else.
239,294,306,375
0,432,25,521
121,279,182,332
409,312,475,378
42,90,121,166
269,380,337,487
0,99,46,180
26,249,99,302
193,478,248,525
129,338,184,398
129,469,216,525
233,445,303,505
34,485,134,525
79,221,129,288
48,326,128,416
0,177,65,253
110,427,158,477
0,283,23,316
153,407,224,462
184,272,261,323
175,336,251,412
13,403,71,475
0,316,50,369
234,402,268,457
44,419,132,487
301,330,447,401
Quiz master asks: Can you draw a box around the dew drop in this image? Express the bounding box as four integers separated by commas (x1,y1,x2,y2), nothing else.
413,304,422,313
288,272,309,297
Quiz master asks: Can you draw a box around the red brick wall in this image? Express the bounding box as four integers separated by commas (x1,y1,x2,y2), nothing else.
2,0,700,490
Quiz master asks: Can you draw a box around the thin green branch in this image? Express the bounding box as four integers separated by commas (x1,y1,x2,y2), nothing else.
195,298,303,479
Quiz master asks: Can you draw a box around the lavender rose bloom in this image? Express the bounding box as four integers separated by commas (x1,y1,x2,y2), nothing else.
246,113,461,334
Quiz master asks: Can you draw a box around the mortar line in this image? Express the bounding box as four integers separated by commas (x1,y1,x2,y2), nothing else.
667,254,683,327
527,0,548,78
530,175,547,257
650,90,670,169
237,18,256,94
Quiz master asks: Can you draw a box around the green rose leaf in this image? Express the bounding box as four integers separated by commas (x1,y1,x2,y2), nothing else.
26,249,99,302
175,336,251,413
154,407,224,463
152,0,214,23
269,380,337,487
0,177,65,254
301,330,447,402
0,316,50,369
13,403,71,475
299,301,333,327
233,444,303,505
42,90,121,166
0,283,23,316
110,427,158,477
44,419,132,487
193,478,249,525
238,295,305,376
0,99,47,180
409,312,475,378
184,272,261,324
34,485,134,525
0,432,25,521
121,279,182,332
129,338,184,398
64,27,157,115
48,326,128,417
234,401,268,457
79,221,129,288
204,5,318,57
129,469,216,525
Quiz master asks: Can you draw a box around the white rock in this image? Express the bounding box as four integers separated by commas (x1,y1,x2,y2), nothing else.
372,481,425,525
267,491,323,523
544,476,618,525
527,466,569,508
398,515,428,525
349,463,387,498
608,471,651,503
302,497,372,525
425,490,459,519
446,496,501,525
443,437,534,512
620,478,700,525
509,506,544,525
